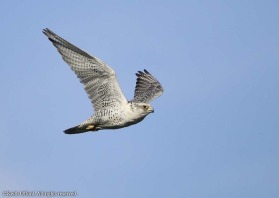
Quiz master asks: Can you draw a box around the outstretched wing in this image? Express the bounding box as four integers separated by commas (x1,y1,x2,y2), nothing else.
131,69,164,103
43,28,127,111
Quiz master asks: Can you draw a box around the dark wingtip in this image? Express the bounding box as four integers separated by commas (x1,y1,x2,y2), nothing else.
42,28,58,44
144,69,149,74
135,69,150,77
136,70,143,77
48,37,55,43
42,28,55,38
42,28,47,35
42,28,50,35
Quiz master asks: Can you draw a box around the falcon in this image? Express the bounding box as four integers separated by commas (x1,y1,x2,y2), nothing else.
43,28,164,134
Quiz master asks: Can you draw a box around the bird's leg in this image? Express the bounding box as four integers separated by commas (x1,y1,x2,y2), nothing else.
86,125,95,130
85,124,100,132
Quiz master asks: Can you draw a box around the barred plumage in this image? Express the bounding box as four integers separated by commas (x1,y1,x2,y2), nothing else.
43,28,163,134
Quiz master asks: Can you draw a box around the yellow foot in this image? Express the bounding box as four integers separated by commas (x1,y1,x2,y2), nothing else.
86,125,95,130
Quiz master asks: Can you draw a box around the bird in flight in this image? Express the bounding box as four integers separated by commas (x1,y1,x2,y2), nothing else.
43,28,163,134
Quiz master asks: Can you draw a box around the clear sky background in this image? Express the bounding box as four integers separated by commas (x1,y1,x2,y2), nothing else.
0,1,278,197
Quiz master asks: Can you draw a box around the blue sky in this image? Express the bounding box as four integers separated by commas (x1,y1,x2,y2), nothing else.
0,1,278,197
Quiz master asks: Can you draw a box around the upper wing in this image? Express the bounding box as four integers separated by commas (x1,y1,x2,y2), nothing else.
43,28,127,111
131,69,164,103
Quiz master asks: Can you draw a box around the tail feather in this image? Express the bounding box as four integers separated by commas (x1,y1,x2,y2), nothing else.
64,125,98,135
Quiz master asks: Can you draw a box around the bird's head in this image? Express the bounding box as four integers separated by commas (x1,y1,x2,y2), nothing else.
131,102,154,116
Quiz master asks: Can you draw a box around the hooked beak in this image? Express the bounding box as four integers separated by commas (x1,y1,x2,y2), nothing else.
148,107,154,113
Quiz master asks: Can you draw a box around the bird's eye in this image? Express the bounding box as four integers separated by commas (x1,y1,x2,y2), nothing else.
143,105,147,109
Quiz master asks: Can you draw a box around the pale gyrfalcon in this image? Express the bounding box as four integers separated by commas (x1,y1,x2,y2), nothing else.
43,28,164,134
